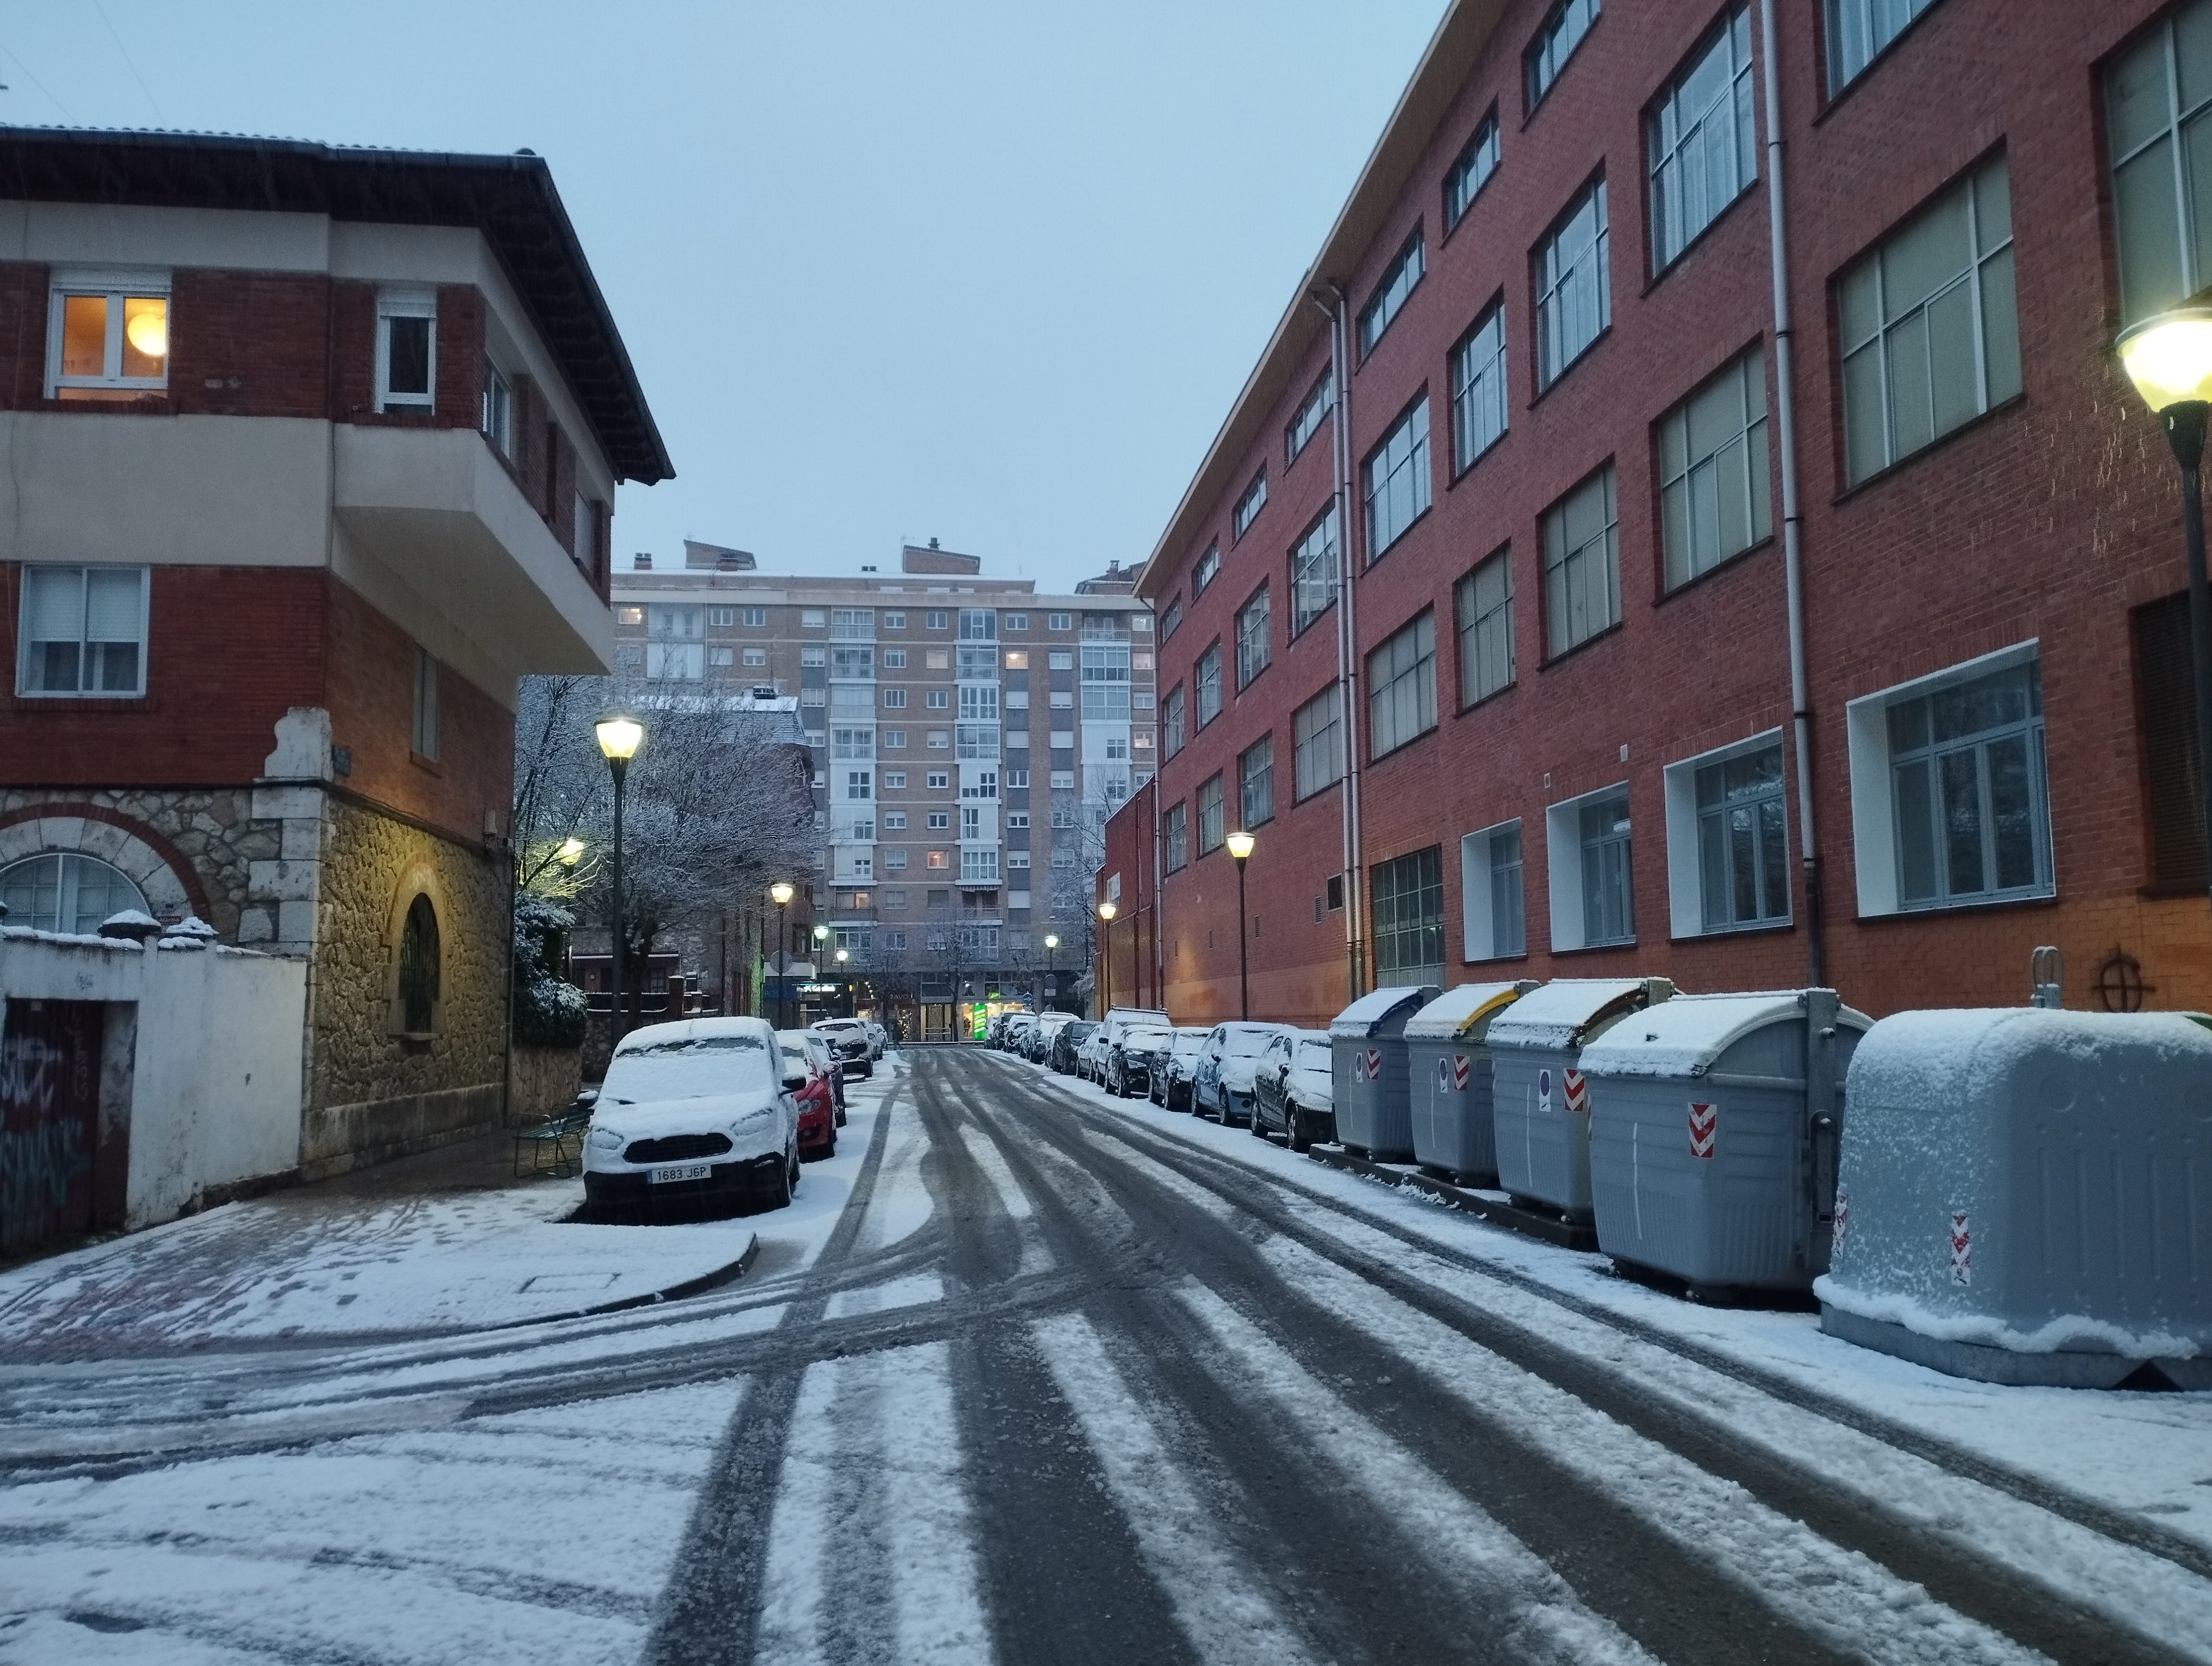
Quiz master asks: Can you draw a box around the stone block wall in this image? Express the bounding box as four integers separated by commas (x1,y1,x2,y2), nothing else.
0,787,275,937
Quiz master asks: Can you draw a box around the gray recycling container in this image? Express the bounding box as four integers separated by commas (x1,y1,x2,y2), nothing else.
1329,984,1441,1160
1406,981,1539,1184
1818,1008,2212,1389
1491,978,1674,1219
1581,989,1870,1293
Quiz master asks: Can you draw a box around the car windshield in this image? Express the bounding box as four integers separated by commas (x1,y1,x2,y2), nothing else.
780,1042,812,1073
1297,1040,1333,1067
1226,1029,1277,1058
602,1033,774,1104
1172,1034,1207,1058
1127,1029,1171,1049
1067,1024,1095,1042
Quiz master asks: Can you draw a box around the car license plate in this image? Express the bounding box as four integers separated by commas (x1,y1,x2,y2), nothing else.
648,1163,712,1184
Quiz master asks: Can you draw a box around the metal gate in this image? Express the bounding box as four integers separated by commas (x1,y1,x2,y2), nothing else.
1,999,112,1253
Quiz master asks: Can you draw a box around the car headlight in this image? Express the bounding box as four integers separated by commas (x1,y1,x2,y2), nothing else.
734,1105,773,1125
588,1126,622,1150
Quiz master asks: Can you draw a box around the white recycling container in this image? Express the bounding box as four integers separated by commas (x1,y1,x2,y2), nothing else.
1405,981,1539,1184
1327,984,1440,1160
1490,978,1674,1219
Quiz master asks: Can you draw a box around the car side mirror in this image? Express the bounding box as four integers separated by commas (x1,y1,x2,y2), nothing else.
782,1072,809,1091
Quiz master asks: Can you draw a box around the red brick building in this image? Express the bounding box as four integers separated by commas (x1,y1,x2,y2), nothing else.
1110,0,2211,1028
1,130,668,1178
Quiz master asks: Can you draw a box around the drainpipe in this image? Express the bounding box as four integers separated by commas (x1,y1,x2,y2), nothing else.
1759,0,1826,986
1309,281,1367,1001
1150,771,1165,1008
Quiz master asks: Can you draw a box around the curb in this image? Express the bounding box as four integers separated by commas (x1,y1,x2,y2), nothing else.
1304,1148,1600,1252
493,1232,762,1330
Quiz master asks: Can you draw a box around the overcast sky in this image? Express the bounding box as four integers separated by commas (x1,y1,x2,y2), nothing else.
3,2,1442,591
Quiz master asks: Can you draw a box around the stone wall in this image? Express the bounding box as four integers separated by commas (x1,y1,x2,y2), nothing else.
511,1045,582,1123
300,796,509,1178
0,787,276,938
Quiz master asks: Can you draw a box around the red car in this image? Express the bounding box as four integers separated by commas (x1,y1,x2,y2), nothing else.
780,1031,838,1159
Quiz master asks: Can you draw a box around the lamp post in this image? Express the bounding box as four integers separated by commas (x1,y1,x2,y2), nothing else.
594,715,645,1045
769,880,795,1029
2119,307,2212,911
1096,900,1117,1016
1043,931,1059,1011
1225,829,1255,1020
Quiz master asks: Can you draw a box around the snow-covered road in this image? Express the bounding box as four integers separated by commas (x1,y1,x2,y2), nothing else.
3,1047,2208,1665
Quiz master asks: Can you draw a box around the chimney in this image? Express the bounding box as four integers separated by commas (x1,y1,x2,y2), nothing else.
634,553,653,571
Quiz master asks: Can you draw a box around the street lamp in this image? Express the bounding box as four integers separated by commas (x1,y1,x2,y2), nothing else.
594,715,644,1043
1226,829,1256,1020
1096,900,1117,1015
769,880,795,1029
2119,307,2212,911
1043,931,1059,1010
557,835,586,868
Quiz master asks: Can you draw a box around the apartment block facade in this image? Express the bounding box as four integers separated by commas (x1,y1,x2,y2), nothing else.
1,130,665,1185
1112,0,2210,1028
613,544,1154,1033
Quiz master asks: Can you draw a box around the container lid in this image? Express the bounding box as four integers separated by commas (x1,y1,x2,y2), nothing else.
1328,983,1441,1038
1486,977,1673,1052
1404,981,1535,1039
1577,990,1870,1078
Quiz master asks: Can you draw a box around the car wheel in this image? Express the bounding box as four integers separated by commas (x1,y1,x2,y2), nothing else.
835,1105,847,1127
1288,1105,1311,1155
767,1144,794,1208
1251,1101,1269,1139
788,1142,802,1194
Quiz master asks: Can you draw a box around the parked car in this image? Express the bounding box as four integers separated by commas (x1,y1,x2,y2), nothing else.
1051,1021,1096,1074
1031,1012,1074,1063
1002,1013,1040,1058
1195,1021,1296,1126
1253,1030,1337,1151
1151,1027,1211,1110
777,1031,839,1159
811,1017,874,1079
1095,1007,1172,1062
1105,1024,1174,1098
583,1017,801,1216
1078,1026,1115,1082
861,1020,887,1059
798,1031,846,1120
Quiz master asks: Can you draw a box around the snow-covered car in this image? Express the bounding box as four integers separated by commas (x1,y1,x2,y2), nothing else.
1031,1013,1074,1063
798,1031,847,1119
1105,1025,1173,1098
1253,1030,1335,1151
1002,1013,1040,1057
1195,1021,1296,1126
1078,1026,1115,1083
584,1017,801,1216
1051,1021,1095,1074
777,1031,838,1159
1152,1027,1211,1110
861,1020,886,1059
811,1017,874,1079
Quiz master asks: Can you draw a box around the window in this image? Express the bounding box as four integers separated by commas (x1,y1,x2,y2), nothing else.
1659,349,1771,587
1163,685,1186,758
1193,545,1220,595
376,291,436,411
573,494,597,572
1003,650,1029,670
16,565,147,696
1081,642,1131,719
928,771,950,789
1459,822,1526,959
0,852,149,934
884,687,908,708
1825,0,1937,94
1294,684,1345,800
882,611,906,629
963,851,1001,887
1536,178,1610,387
1670,739,1792,933
1164,801,1189,873
928,732,950,752
706,606,736,628
648,640,704,680
1049,650,1073,671
1367,612,1437,759
1541,465,1619,658
883,649,908,669
616,606,643,626
1371,846,1445,986
1047,612,1073,631
833,608,874,637
1233,471,1268,541
1839,157,2018,486
1051,808,1077,829
2110,5,2212,325
959,644,999,677
962,770,999,800
1546,786,1634,950
844,770,874,802
1289,508,1338,638
956,723,999,758
960,608,996,640
1649,10,1756,272
1050,691,1074,709
1239,736,1275,828
481,360,513,456
883,732,908,749
802,645,827,667
1160,598,1184,643
1363,397,1431,561
411,646,440,760
926,610,950,630
928,851,950,869
1007,851,1031,870
1005,613,1027,631
1051,770,1076,789
2137,592,2210,892
744,648,768,667
1527,0,1599,108
1197,773,1226,854
1359,230,1425,357
47,270,170,400
1235,586,1271,688
831,646,873,678
1455,547,1515,707
1287,369,1333,463
832,727,873,760
1449,302,1508,472
884,811,908,830
884,771,908,787
927,689,950,709
1006,810,1031,829
710,646,734,667
960,685,999,720
1848,653,2050,913
927,649,951,670
1445,111,1502,229
742,607,768,627
1195,642,1223,727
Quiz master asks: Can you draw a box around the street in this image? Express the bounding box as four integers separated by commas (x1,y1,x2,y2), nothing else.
3,1048,2209,1665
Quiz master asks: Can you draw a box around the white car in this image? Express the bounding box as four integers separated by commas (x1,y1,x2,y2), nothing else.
861,1021,887,1059
1195,1021,1297,1126
1078,1027,1115,1082
583,1017,803,1216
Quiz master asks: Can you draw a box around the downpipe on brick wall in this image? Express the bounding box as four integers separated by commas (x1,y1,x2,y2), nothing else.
1760,0,1827,986
1310,280,1367,1001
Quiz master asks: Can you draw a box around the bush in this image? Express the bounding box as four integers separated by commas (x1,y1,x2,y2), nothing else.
513,894,587,1048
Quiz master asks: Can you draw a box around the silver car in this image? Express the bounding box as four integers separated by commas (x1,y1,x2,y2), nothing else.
583,1017,802,1217
1195,1021,1297,1126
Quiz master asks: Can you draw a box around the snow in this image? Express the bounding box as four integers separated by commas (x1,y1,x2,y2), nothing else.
1401,980,1531,1039
1483,977,1663,1053
1814,1278,2204,1359
1327,983,1435,1037
1576,990,1869,1079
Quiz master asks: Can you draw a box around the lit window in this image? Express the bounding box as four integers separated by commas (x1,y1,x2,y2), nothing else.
376,290,436,411
1649,9,1756,271
16,565,147,697
1004,650,1030,669
1535,178,1609,388
47,270,170,400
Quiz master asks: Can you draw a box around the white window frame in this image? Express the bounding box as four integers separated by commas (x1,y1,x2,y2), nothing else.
15,563,151,699
46,267,172,399
1547,782,1634,951
481,358,515,456
1541,464,1620,658
1459,818,1526,961
743,607,769,627
1663,728,1790,939
375,287,438,412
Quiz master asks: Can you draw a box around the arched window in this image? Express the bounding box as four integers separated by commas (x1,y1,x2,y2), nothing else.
397,894,441,1035
0,853,149,934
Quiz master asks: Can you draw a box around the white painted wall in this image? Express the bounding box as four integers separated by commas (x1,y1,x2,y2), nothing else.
1,930,306,1229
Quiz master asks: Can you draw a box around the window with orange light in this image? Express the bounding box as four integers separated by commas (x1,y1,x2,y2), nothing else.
49,273,169,399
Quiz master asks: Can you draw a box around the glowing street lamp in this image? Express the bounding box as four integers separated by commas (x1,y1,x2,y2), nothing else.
1096,900,1117,1014
557,835,587,867
594,715,644,1041
1225,829,1256,1020
769,881,796,1027
2118,307,2212,910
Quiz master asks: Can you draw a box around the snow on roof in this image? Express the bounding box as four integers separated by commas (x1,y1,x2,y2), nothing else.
1329,983,1438,1037
612,1015,776,1052
1404,981,1534,1039
1486,978,1668,1053
1578,991,1871,1079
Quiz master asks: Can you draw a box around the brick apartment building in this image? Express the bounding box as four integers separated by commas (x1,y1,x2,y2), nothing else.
1108,0,2211,1028
1,129,667,1181
612,541,1154,1037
